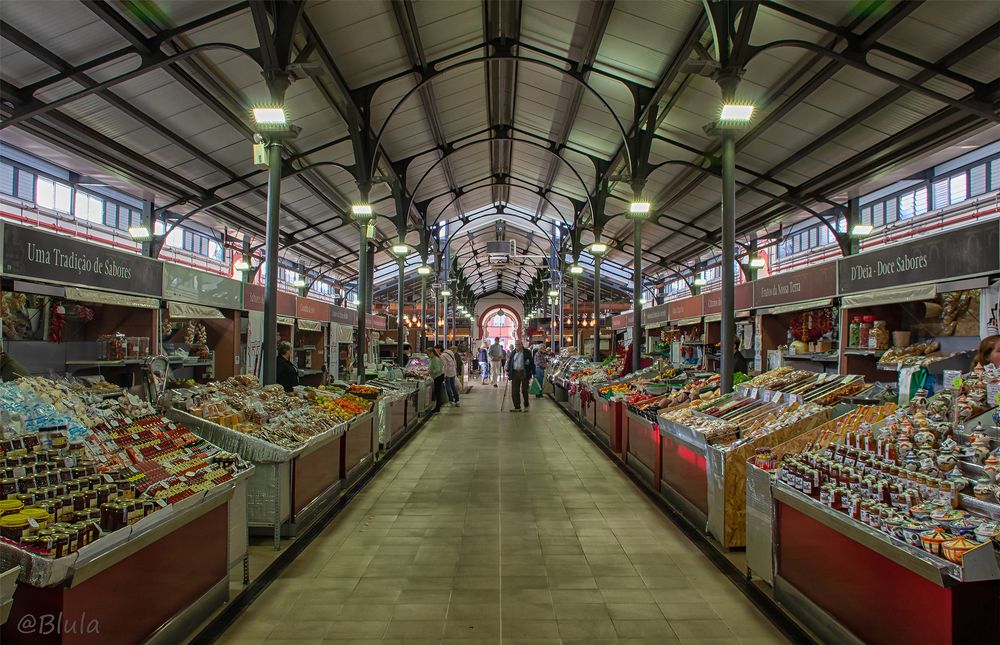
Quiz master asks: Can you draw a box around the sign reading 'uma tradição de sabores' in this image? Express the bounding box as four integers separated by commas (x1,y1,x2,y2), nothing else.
2,223,163,297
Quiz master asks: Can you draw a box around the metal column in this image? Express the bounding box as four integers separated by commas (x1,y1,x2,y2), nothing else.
261,141,283,385
420,276,427,352
558,287,564,351
434,292,439,346
632,222,642,373
356,221,369,384
720,131,736,394
593,257,602,362
397,259,406,366
572,276,579,352
442,295,449,346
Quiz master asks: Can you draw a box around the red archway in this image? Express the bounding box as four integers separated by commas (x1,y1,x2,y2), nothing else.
478,306,523,347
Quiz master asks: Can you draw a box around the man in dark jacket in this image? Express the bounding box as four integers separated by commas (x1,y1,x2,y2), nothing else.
505,338,535,412
275,340,299,392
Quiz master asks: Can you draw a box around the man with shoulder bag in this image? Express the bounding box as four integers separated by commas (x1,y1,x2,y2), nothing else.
506,339,535,412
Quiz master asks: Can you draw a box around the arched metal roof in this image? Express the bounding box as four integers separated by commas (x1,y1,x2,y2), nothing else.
1,0,997,303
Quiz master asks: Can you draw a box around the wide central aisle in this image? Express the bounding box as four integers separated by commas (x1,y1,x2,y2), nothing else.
217,385,788,644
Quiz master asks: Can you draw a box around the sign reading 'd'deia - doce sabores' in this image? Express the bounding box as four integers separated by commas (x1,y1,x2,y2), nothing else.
2,223,163,297
837,220,999,294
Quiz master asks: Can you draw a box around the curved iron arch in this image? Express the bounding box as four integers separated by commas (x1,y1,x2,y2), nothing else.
427,181,573,228
369,54,635,178
405,136,596,222
442,211,559,251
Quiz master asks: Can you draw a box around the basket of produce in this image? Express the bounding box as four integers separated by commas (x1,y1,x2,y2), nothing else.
348,384,381,400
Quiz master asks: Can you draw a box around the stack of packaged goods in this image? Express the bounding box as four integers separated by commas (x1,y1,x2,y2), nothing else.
0,378,249,568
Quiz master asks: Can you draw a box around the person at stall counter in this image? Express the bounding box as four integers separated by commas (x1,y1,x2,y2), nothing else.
733,338,749,374
275,340,299,392
506,339,535,412
489,337,504,387
427,347,444,413
973,335,1000,368
0,351,29,381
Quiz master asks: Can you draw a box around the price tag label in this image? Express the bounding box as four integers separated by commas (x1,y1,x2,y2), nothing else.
944,370,962,390
103,473,114,483
988,383,1000,407
155,498,168,508
27,518,38,529
12,467,26,478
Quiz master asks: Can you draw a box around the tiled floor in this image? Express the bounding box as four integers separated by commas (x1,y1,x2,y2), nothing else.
217,384,788,644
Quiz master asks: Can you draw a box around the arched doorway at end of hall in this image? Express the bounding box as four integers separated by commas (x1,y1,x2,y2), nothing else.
478,306,522,349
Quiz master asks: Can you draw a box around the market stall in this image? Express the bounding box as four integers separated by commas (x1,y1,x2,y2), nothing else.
162,264,243,384
166,377,373,545
0,377,252,645
668,295,706,368
753,263,839,375
837,221,999,404
701,286,754,373
657,368,861,546
294,297,331,387
328,304,356,381
760,365,1000,644
1,222,162,390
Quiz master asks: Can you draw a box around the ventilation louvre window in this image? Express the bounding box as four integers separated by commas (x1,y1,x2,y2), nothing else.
884,198,897,225
949,174,967,204
970,163,987,197
932,179,949,210
0,163,14,196
991,159,1000,192
16,170,34,201
873,202,884,227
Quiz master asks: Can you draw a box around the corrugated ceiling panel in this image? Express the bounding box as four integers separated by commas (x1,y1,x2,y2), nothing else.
2,1,122,67
411,1,480,61
309,2,410,88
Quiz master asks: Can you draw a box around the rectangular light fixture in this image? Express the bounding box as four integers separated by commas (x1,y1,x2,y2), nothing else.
128,226,151,241
569,264,584,275
351,203,373,218
417,265,431,275
749,256,765,268
720,104,754,121
850,224,874,237
391,243,409,256
252,107,286,125
440,289,452,297
292,279,307,288
589,242,608,255
629,201,651,215
548,289,559,297
234,259,250,271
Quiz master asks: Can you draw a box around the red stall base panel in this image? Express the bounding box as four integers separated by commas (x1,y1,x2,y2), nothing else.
660,433,708,515
3,503,228,645
343,416,373,476
777,501,1000,645
292,438,343,519
626,415,660,482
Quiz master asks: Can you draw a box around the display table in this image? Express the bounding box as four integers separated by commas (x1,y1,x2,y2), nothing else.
624,409,660,489
169,409,357,547
344,412,375,482
384,395,407,445
772,482,1000,645
1,478,247,645
405,388,421,429
594,395,623,453
658,417,710,529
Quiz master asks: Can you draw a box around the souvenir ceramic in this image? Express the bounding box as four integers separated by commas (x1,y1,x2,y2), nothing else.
909,502,939,521
983,454,1000,478
918,456,938,475
947,468,968,491
941,536,980,563
904,452,919,471
919,526,954,557
897,436,913,458
973,479,994,500
939,437,958,453
973,520,1000,544
899,521,933,547
914,430,936,447
884,514,906,540
935,451,958,473
947,516,982,536
931,507,970,523
969,433,991,464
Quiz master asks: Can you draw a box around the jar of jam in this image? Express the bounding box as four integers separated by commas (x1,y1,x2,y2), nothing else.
127,500,143,525
19,535,40,553
16,477,34,494
15,493,34,507
0,499,23,516
56,529,76,555
70,522,91,547
35,529,55,557
84,489,98,509
51,530,69,558
860,500,874,525
64,479,81,493
22,506,50,531
1,514,29,542
0,478,17,499
142,500,155,517
57,496,75,522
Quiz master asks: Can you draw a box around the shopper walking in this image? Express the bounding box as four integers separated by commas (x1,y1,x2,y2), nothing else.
452,344,465,393
488,337,504,387
506,339,535,412
440,344,460,407
275,340,299,393
427,347,445,413
532,343,550,399
479,342,490,384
